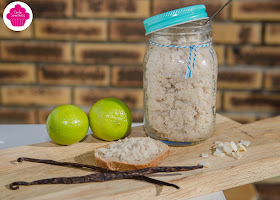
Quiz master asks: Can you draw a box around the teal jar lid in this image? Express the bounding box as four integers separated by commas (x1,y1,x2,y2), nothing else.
143,5,208,35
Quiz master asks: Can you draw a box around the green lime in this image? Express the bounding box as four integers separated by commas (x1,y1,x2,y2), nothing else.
46,105,89,145
89,98,132,141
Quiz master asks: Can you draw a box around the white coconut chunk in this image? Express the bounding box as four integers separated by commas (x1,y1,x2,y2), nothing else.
200,153,209,158
215,148,223,153
211,140,249,159
200,162,211,168
230,141,238,152
223,143,233,155
214,146,224,153
232,151,242,160
240,140,251,147
237,143,247,152
236,151,241,156
214,141,223,145
213,144,223,149
213,145,219,149
213,149,225,157
213,143,224,148
224,142,229,147
225,142,233,151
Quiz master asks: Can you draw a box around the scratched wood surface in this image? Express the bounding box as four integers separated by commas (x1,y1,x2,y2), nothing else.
0,114,280,200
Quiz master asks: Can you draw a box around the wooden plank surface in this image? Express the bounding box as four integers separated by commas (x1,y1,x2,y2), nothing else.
0,114,279,200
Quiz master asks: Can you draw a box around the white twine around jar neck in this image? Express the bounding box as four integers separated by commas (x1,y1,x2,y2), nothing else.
149,41,212,79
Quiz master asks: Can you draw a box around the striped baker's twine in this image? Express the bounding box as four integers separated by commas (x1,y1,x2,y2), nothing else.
149,41,212,79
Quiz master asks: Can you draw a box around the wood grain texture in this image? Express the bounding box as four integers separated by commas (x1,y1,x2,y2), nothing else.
0,114,280,200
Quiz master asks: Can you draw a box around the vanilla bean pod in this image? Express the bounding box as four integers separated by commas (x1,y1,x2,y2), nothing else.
17,157,179,188
10,158,203,190
9,175,180,190
17,157,111,172
11,157,187,190
132,176,180,189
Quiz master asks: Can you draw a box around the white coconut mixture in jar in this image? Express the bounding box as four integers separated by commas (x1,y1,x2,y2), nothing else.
143,21,218,143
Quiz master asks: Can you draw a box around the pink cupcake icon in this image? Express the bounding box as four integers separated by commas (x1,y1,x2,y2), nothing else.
6,4,30,27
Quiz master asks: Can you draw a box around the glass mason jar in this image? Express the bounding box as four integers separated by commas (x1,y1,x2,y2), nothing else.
143,20,218,145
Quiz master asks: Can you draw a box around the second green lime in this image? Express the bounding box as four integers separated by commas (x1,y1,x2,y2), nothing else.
89,98,132,141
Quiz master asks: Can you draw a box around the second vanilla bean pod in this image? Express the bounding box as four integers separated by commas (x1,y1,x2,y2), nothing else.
17,157,110,172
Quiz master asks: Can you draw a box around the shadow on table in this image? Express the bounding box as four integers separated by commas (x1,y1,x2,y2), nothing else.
27,134,106,148
73,150,97,166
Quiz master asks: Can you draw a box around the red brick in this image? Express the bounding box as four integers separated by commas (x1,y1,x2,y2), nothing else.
1,0,73,17
265,24,280,45
0,63,35,84
1,41,72,63
112,66,143,87
1,86,71,106
0,20,32,39
75,0,150,18
0,108,36,124
214,45,225,66
232,1,280,21
35,19,107,41
224,92,280,112
75,43,146,64
131,110,144,123
212,23,262,44
227,46,280,67
37,109,52,124
153,0,229,20
216,91,222,111
264,71,280,91
38,65,110,86
110,20,147,42
218,69,262,90
74,88,143,109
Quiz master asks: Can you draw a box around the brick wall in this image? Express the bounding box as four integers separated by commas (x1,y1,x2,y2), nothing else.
0,0,279,124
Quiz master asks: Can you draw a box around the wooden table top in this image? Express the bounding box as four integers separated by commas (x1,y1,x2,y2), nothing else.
0,114,280,200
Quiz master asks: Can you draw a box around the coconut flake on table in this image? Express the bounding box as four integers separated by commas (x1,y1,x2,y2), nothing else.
213,148,225,157
210,140,251,160
232,151,242,160
240,140,251,147
200,153,209,158
230,141,238,152
222,143,232,155
237,143,247,152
